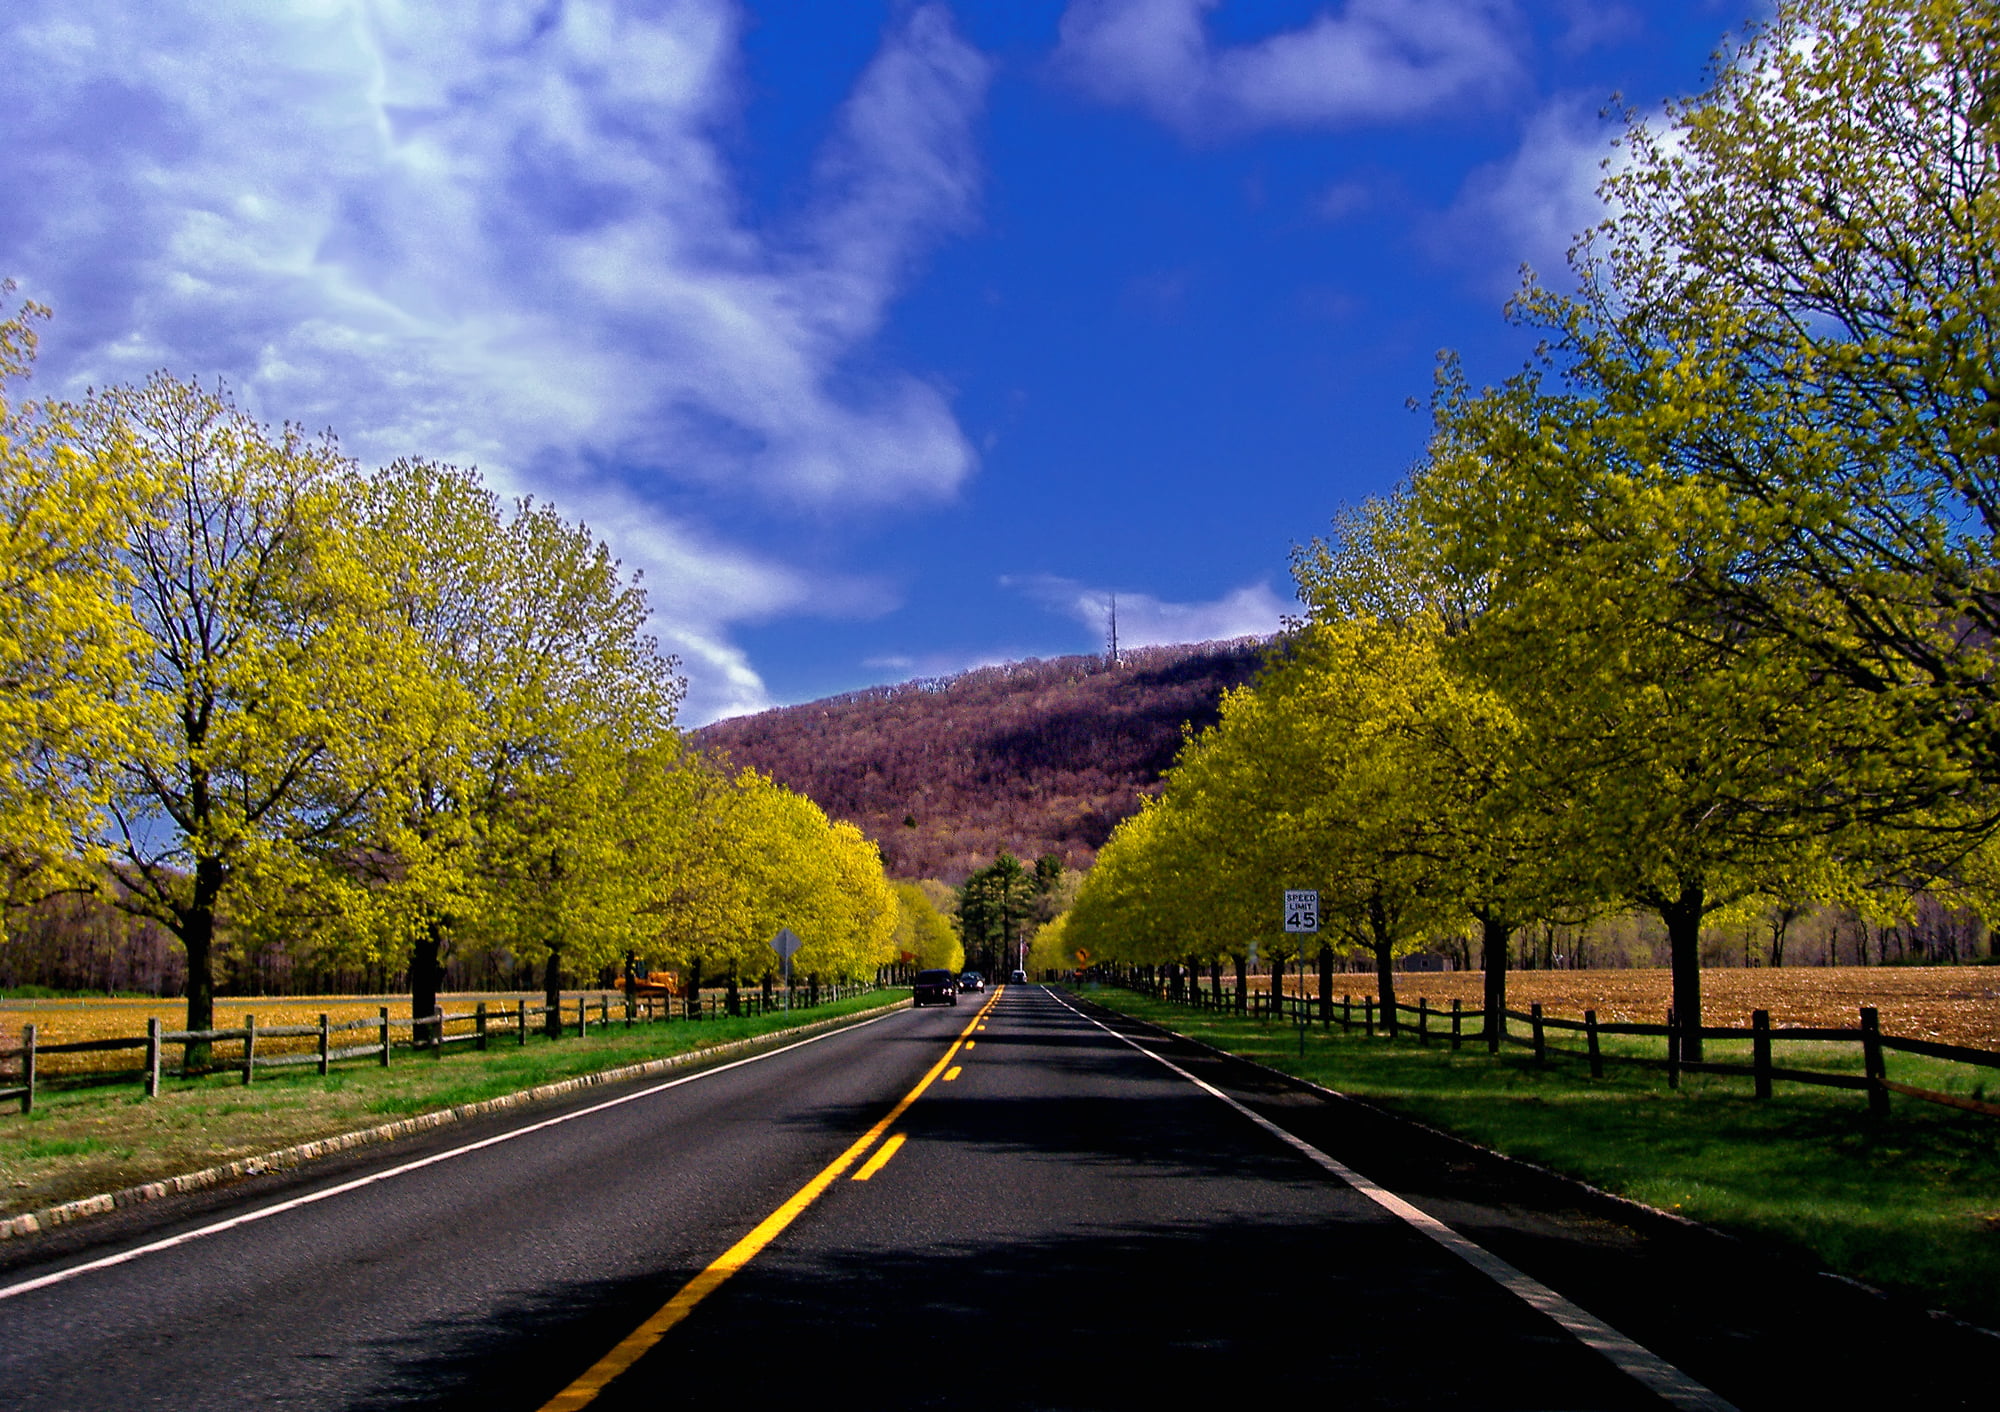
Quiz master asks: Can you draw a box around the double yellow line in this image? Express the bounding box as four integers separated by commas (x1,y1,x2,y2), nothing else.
540,987,1003,1411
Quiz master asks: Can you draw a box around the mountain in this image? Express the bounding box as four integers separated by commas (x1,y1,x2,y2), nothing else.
694,639,1269,882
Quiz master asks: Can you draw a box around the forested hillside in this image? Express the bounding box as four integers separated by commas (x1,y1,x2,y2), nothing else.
696,640,1268,881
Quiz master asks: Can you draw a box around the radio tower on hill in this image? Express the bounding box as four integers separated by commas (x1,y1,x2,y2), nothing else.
1106,592,1121,669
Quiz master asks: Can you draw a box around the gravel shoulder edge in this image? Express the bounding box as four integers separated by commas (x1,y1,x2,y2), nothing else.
1,998,911,1243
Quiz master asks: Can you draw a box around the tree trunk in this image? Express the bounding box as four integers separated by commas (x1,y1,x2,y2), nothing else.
1373,940,1396,1034
726,964,741,1017
1368,894,1398,1035
688,956,704,1017
543,946,564,1040
1234,954,1248,1012
1658,880,1706,1062
1271,954,1285,1014
1210,958,1222,1004
1318,943,1333,1020
412,917,446,1029
1479,910,1510,1045
181,856,225,1073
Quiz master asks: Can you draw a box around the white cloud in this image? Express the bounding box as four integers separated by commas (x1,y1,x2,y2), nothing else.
1005,574,1291,646
1434,94,1618,297
0,0,990,724
1051,0,1522,137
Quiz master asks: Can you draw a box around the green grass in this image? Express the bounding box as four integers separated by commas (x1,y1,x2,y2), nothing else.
1083,985,2000,1331
1,989,908,1220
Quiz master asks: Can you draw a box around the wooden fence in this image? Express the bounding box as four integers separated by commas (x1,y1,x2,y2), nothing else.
0,981,882,1114
1120,975,2000,1120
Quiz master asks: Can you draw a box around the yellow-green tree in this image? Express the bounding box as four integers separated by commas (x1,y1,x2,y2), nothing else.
892,880,962,973
1537,0,2000,779
0,298,145,912
1416,370,1902,1057
355,459,683,1026
78,375,438,1056
645,766,896,1000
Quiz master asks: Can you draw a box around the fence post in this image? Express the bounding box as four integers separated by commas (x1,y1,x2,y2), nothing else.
20,1023,34,1114
318,1013,331,1076
477,1002,489,1052
379,1006,391,1066
1363,996,1374,1039
243,1014,257,1085
1342,994,1351,1032
1531,1003,1546,1064
432,1007,444,1060
1450,998,1462,1051
147,1017,162,1098
1418,998,1430,1047
600,996,610,1028
1586,1010,1602,1079
518,998,528,1046
1860,1006,1889,1116
578,996,587,1038
1665,1009,1680,1090
1487,1001,1502,1055
1752,1009,1771,1100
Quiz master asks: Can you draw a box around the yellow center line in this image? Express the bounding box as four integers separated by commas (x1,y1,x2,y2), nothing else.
942,1065,963,1081
538,986,1005,1411
849,1132,906,1182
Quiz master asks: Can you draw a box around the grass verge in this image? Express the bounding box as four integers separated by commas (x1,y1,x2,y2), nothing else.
0,990,908,1221
1082,984,2000,1331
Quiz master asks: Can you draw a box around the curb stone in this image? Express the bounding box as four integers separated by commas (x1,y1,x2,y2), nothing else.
1068,989,2000,1345
1,997,910,1242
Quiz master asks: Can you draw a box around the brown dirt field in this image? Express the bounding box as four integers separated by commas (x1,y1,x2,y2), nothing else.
1290,966,2000,1049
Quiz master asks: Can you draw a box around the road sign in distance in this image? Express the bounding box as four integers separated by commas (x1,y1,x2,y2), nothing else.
769,927,804,960
1283,890,1320,933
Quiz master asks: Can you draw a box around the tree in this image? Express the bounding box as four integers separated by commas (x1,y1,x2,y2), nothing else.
892,881,962,973
1501,0,2000,815
0,297,145,911
959,853,1035,977
78,375,437,1060
1415,370,1902,1057
355,460,683,1028
1295,489,1565,1040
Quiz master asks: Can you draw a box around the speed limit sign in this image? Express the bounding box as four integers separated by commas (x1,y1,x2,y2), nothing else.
1283,889,1319,933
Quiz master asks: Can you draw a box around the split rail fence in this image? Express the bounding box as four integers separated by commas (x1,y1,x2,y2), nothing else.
0,981,882,1114
1118,974,2000,1120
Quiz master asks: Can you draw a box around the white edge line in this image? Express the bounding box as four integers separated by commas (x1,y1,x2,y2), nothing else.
1048,990,1738,1412
0,1009,903,1305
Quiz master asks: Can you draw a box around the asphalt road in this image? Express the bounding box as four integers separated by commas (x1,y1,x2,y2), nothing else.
0,984,1991,1410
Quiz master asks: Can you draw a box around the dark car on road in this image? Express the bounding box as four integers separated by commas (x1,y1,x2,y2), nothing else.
959,971,985,993
913,969,959,1006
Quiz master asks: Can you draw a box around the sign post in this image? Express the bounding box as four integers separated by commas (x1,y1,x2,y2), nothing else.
769,928,804,1013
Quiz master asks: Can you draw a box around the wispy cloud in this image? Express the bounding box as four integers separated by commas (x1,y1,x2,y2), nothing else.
1433,94,1618,298
0,0,990,723
1050,0,1523,137
1005,574,1291,645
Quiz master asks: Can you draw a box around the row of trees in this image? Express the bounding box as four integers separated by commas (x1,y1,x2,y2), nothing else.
0,300,923,1053
1065,0,2000,1057
956,852,1072,977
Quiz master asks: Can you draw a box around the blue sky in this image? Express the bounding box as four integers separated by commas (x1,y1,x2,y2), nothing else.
2,1,1755,723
